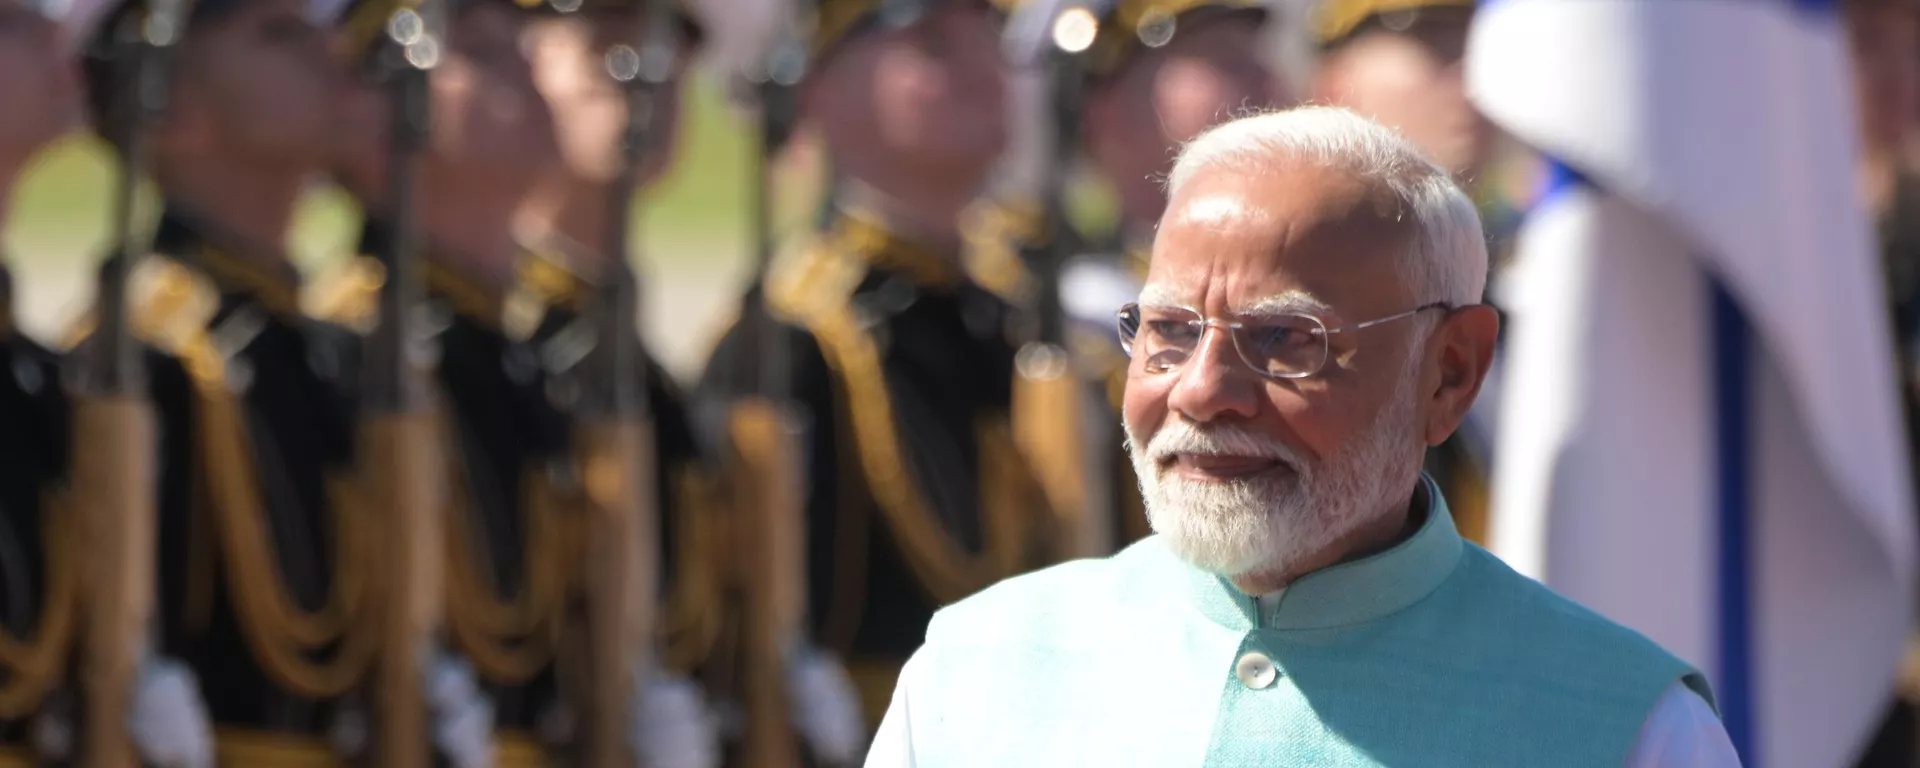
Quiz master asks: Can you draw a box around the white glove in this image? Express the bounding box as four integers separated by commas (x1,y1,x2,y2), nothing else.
785,646,866,765
128,657,215,768
426,652,495,768
629,672,720,768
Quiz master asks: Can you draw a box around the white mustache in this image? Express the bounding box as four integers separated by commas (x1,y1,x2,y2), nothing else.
1145,420,1304,469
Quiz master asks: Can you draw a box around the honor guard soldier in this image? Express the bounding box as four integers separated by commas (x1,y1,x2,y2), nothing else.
696,0,1047,758
1311,0,1505,544
62,0,424,758
967,0,1284,560
318,0,720,762
0,0,79,761
518,1,729,766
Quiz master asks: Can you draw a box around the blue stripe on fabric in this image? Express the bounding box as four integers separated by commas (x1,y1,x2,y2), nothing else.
1533,161,1589,210
1710,279,1757,766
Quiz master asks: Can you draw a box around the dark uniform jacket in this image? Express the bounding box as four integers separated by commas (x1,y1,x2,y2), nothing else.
327,221,722,765
698,209,1050,727
0,265,70,763
118,211,367,762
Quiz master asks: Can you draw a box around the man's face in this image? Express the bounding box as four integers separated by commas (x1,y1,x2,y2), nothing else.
428,3,560,191
1086,11,1284,186
1845,0,1919,157
1315,9,1490,179
166,0,344,168
0,0,79,161
334,2,560,202
1121,162,1454,579
808,0,1008,184
526,12,688,186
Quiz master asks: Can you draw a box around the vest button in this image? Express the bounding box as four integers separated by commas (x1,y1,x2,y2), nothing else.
1235,651,1277,690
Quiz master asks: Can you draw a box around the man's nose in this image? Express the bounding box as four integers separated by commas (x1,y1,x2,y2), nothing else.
1165,327,1261,424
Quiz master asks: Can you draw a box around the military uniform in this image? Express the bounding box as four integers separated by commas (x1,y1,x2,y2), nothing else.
100,209,372,763
701,207,1050,728
0,264,72,765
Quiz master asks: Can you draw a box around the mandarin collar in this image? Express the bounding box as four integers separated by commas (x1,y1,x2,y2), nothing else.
1180,474,1465,632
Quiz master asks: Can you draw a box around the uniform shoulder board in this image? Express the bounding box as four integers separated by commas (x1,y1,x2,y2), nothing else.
303,256,386,335
63,253,219,354
961,197,1044,304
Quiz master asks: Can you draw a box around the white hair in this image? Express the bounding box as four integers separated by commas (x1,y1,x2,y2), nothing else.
1164,105,1488,308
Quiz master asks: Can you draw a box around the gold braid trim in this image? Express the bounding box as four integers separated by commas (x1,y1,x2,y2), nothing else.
766,241,1030,604
131,257,379,698
214,728,340,767
960,199,1042,306
436,412,566,685
495,731,550,768
661,466,724,673
185,338,381,697
0,488,77,718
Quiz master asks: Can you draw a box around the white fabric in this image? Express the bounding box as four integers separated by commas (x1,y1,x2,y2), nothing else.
427,651,495,768
867,660,1737,767
1628,684,1742,768
1469,1,1917,764
630,671,721,768
128,657,215,768
786,643,866,765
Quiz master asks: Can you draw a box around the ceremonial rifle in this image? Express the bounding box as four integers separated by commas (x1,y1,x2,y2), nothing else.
359,4,446,763
569,0,675,762
731,12,811,767
1009,0,1115,560
71,1,185,762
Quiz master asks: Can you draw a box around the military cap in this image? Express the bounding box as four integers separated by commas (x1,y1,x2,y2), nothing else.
316,0,699,65
704,0,968,83
996,0,1264,76
1310,0,1471,47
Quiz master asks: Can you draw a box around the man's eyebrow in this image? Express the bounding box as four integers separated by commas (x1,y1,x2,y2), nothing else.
1137,284,1190,307
1237,291,1334,318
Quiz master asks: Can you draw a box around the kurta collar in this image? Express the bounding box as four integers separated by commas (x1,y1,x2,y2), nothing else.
1183,474,1465,632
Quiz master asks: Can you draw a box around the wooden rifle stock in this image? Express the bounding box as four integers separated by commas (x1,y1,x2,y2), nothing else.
728,402,804,768
363,10,445,763
570,0,677,762
731,22,810,765
73,1,186,761
1011,5,1113,562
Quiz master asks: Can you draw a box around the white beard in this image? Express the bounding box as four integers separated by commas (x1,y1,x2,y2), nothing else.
1126,370,1428,580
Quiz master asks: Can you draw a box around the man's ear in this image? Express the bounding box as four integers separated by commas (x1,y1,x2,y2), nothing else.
1421,304,1499,446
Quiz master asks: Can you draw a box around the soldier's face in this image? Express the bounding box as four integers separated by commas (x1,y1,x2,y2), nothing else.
425,3,559,193
0,0,78,162
526,12,688,186
811,1,1008,183
170,0,344,167
1086,12,1282,196
1845,0,1920,157
1314,9,1491,179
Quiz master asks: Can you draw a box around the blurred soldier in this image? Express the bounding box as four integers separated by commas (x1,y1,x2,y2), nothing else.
696,0,1038,756
320,0,718,763
0,0,78,761
968,0,1285,556
1312,0,1504,544
518,2,727,766
1842,1,1920,765
65,0,403,760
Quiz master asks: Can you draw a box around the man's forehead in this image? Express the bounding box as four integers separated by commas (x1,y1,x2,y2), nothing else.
1146,162,1417,310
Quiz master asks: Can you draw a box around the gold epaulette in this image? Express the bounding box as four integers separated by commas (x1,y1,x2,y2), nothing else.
303,256,386,335
765,236,1039,606
515,246,593,312
961,199,1044,305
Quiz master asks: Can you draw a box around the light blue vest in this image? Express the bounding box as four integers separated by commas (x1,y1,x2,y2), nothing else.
894,478,1714,767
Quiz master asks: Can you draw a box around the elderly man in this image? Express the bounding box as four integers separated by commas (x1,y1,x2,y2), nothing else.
866,107,1737,766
